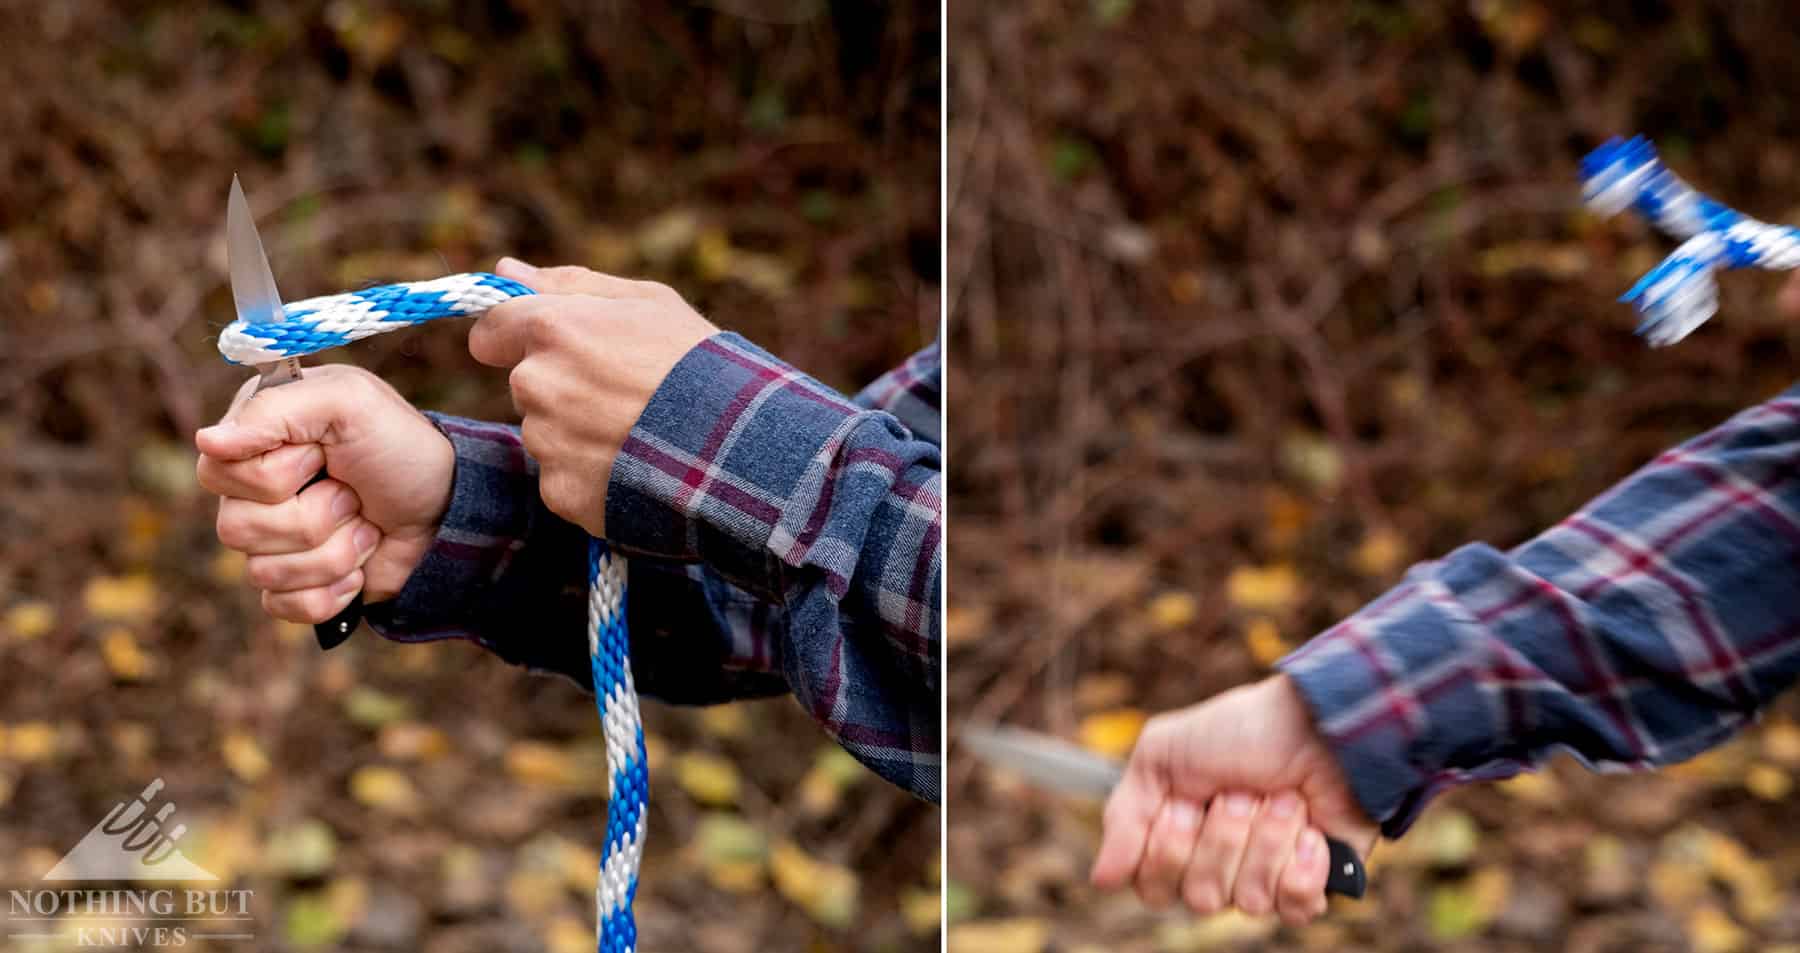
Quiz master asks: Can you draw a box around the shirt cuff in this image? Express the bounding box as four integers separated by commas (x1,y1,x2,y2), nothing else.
1275,547,1530,837
603,331,869,600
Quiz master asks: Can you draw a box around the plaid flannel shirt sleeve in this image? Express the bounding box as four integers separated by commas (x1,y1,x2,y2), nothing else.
1277,385,1800,837
364,333,942,801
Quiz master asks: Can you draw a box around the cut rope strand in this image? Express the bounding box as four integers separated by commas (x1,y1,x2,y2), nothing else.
1582,135,1800,346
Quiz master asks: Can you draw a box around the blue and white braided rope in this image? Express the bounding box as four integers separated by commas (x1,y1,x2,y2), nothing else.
217,273,647,953
1582,135,1800,346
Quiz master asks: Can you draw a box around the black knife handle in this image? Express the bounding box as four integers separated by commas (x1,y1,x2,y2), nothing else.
298,469,363,650
1322,836,1367,899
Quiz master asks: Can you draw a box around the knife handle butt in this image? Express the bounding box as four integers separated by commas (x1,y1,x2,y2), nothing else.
1323,836,1367,899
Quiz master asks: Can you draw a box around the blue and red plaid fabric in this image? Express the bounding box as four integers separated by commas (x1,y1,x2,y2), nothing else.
364,332,942,802
1279,384,1800,837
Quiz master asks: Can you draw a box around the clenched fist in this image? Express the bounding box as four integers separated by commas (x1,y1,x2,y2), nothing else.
1091,675,1379,925
196,365,453,623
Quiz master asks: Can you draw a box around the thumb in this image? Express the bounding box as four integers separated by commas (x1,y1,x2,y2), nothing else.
195,377,347,462
495,257,660,299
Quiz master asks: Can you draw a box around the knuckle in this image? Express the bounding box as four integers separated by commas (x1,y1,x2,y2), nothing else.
195,457,226,496
524,305,556,346
1183,880,1222,916
301,513,335,549
215,506,248,549
327,531,361,577
509,364,541,409
1133,882,1170,911
245,556,283,590
519,418,547,459
299,589,335,624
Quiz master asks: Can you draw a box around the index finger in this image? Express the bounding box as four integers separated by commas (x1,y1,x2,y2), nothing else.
1090,772,1163,890
467,296,548,369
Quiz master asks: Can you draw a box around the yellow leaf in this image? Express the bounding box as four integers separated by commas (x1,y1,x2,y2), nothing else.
945,605,990,648
110,721,152,763
4,601,54,640
676,752,741,807
349,767,418,816
900,886,940,936
1496,770,1561,805
7,722,59,762
378,723,449,761
505,742,576,789
1225,564,1299,613
1648,857,1708,911
1282,433,1342,490
706,858,765,894
504,868,562,919
948,917,1049,953
545,916,592,953
1077,709,1146,760
555,844,600,896
120,496,170,559
1155,911,1277,951
637,209,700,265
693,812,768,892
83,574,158,622
1145,592,1198,631
1263,489,1312,550
770,841,858,929
699,705,750,740
343,688,411,727
101,627,153,681
1243,617,1291,668
221,732,270,783
264,820,338,878
694,227,735,282
1427,878,1492,940
799,750,852,817
1352,527,1408,578
1745,763,1791,801
1761,717,1800,766
1687,906,1749,953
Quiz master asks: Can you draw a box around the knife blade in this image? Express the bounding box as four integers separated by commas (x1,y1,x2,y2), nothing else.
960,724,1367,899
226,175,362,649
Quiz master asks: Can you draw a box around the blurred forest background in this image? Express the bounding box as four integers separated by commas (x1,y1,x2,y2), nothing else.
948,1,1800,951
0,2,939,951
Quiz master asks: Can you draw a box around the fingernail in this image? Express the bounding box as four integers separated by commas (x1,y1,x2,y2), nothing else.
1296,830,1320,862
1224,793,1253,817
332,489,357,520
497,256,538,275
331,574,361,596
1169,801,1200,830
353,523,379,555
1270,793,1299,818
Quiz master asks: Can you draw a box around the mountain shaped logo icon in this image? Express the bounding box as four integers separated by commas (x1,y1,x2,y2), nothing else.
42,779,217,882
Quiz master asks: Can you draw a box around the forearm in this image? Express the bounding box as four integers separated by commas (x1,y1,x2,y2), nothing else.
1280,385,1800,836
606,333,943,800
